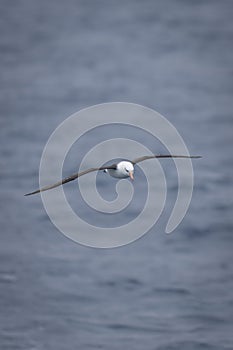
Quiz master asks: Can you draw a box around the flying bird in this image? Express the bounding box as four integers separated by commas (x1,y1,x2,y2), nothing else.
24,154,201,196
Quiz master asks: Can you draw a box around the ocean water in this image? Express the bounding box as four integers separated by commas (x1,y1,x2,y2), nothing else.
0,0,233,349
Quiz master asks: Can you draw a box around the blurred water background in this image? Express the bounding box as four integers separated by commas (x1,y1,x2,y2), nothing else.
0,1,233,349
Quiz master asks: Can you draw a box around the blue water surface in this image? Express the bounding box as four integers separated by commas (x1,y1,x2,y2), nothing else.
0,1,233,349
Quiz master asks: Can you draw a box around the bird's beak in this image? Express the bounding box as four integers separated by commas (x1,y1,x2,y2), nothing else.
129,171,134,180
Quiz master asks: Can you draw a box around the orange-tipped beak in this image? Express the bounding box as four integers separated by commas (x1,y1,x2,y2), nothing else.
129,171,134,180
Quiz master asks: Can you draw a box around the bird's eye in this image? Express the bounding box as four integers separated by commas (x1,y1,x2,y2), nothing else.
125,169,129,172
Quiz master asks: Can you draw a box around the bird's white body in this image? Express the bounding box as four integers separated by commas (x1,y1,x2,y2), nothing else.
105,161,134,179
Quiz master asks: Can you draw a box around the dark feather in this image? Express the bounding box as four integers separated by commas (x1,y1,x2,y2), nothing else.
131,154,202,165
24,164,117,196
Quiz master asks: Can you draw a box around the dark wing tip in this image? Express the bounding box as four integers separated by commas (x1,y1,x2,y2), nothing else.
24,189,40,196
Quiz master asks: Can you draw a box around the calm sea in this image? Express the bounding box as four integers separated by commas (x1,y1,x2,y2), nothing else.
0,1,233,349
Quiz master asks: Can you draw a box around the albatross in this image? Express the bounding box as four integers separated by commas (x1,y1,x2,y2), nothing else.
24,154,201,196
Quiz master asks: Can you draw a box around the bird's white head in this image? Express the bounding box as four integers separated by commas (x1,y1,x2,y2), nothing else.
117,161,134,180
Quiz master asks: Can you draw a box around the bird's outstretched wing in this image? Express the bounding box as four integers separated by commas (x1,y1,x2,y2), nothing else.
132,154,201,165
24,164,117,196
